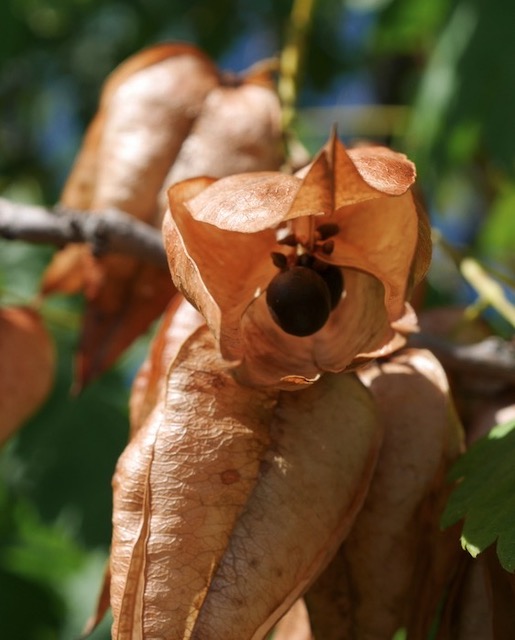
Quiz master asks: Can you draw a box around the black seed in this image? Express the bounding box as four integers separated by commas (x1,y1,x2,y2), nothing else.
266,266,331,337
318,265,344,309
317,223,340,240
297,253,315,268
270,252,288,269
321,240,334,255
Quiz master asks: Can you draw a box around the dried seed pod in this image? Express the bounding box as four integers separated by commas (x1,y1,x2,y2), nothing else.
164,133,429,387
41,44,284,387
0,307,55,444
110,327,382,640
305,348,464,640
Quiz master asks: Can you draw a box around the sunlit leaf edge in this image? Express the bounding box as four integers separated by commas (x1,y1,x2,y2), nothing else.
441,419,515,572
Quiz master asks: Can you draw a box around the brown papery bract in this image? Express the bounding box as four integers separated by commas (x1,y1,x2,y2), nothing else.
129,295,204,436
82,297,205,638
110,327,382,640
164,134,429,387
0,307,55,444
42,43,219,285
161,79,285,198
41,43,284,387
304,348,464,640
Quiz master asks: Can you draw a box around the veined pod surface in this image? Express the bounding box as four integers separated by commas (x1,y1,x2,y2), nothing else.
304,348,464,640
110,327,382,639
41,43,283,387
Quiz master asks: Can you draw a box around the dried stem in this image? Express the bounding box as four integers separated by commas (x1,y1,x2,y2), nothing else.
0,197,168,268
460,258,515,329
432,229,515,328
408,333,515,385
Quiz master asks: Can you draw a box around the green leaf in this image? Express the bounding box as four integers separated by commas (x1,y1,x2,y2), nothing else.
404,0,515,181
441,419,515,572
0,567,63,640
403,0,478,173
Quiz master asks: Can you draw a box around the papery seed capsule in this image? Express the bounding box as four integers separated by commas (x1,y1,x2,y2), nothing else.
319,265,344,309
266,266,331,337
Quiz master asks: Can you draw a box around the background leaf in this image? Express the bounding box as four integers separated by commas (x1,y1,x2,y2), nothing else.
442,420,515,572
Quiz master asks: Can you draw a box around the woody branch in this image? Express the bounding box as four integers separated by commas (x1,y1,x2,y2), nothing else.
0,196,168,268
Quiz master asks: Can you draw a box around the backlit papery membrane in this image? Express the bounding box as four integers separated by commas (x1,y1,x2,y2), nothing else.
235,271,416,389
163,135,430,387
164,174,296,360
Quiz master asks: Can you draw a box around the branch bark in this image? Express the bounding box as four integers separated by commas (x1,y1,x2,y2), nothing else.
407,333,515,385
0,197,168,268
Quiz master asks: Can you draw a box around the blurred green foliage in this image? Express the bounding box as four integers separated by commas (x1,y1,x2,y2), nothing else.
1,0,515,637
442,419,515,572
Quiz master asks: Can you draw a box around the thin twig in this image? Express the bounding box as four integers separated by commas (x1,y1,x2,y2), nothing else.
460,258,515,329
408,332,515,385
0,197,168,268
432,229,515,328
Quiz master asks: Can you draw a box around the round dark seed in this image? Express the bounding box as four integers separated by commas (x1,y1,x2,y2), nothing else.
270,251,288,269
316,223,340,240
266,266,331,337
318,265,344,309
